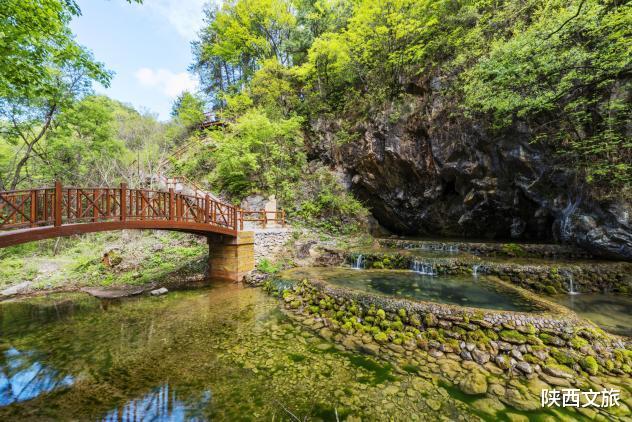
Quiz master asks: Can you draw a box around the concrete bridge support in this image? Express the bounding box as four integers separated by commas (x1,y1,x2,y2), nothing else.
207,231,255,281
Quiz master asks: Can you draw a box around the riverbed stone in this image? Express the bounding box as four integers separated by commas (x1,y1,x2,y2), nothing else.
458,371,488,395
150,287,168,296
543,365,574,379
471,397,505,416
539,373,571,387
516,361,533,375
472,349,491,365
359,342,380,356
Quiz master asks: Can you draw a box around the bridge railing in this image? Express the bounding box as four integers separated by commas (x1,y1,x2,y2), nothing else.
238,209,286,230
0,182,238,232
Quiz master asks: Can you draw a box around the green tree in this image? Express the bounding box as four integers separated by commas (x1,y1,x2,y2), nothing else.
0,0,143,190
209,109,305,200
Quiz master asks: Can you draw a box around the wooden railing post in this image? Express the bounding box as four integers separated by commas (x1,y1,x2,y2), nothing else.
93,188,99,222
30,190,37,227
233,206,238,231
54,181,62,227
120,183,127,222
281,209,286,227
239,209,244,231
204,195,210,223
169,188,175,221
262,208,267,228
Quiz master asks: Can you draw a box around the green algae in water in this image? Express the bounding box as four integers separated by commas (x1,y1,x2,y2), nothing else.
0,283,604,420
288,353,307,362
347,354,396,385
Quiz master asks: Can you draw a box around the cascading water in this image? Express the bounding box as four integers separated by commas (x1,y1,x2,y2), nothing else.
472,265,480,277
564,271,579,295
411,260,437,276
352,254,364,269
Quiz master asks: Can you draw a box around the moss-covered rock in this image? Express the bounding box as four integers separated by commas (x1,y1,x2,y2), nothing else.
499,330,527,344
374,332,388,343
459,371,488,395
579,356,599,376
569,336,589,349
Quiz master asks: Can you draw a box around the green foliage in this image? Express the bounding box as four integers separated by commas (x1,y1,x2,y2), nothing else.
209,108,305,199
257,258,282,274
171,91,207,128
193,0,631,196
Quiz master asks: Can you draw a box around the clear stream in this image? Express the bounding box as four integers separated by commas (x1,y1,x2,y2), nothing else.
278,267,542,312
0,283,577,421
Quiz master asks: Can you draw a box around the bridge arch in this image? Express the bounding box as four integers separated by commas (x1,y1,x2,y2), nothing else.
0,182,282,280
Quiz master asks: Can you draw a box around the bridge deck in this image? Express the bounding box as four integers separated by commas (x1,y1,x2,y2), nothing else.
0,182,283,248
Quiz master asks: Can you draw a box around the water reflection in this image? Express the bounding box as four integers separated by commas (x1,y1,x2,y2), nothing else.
0,347,73,406
102,384,211,422
551,293,632,337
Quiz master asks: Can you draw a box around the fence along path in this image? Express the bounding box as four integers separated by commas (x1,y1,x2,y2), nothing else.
0,181,284,248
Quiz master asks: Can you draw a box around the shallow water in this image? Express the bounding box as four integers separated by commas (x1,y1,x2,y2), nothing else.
0,284,491,420
279,267,541,312
550,293,632,338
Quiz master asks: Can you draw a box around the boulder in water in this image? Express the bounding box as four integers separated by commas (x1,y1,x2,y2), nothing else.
150,287,168,296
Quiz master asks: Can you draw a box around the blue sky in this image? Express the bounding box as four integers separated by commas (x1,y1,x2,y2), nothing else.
71,0,210,120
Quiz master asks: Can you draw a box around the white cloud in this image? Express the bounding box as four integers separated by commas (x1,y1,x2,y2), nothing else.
135,68,199,97
145,0,209,41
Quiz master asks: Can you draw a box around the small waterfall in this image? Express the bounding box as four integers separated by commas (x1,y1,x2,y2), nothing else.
411,260,437,276
565,271,579,295
352,254,364,269
472,264,480,276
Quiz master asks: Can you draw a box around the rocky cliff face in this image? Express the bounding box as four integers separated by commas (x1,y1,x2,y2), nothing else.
307,90,632,261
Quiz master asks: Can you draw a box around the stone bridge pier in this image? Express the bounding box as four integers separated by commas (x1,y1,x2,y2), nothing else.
207,231,255,281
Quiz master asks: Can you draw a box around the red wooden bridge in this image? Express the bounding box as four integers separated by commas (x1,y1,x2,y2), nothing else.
0,182,285,248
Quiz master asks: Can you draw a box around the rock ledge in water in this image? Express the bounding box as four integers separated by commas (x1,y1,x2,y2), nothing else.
150,287,168,296
82,287,144,299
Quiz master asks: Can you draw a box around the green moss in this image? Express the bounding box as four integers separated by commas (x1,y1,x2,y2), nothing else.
376,309,386,319
374,332,388,343
371,261,384,269
522,323,536,335
499,330,526,344
569,336,589,349
544,285,558,295
289,300,301,309
605,360,615,371
423,313,437,327
500,243,526,257
390,320,404,331
526,335,543,346
546,363,575,377
523,354,539,364
485,329,498,341
579,356,599,375
409,314,421,327
309,305,320,314
550,349,576,366
398,308,407,318
467,330,491,345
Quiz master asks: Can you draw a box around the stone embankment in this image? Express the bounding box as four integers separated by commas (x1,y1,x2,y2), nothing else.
346,249,632,295
378,238,596,260
264,277,632,418
254,228,293,263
